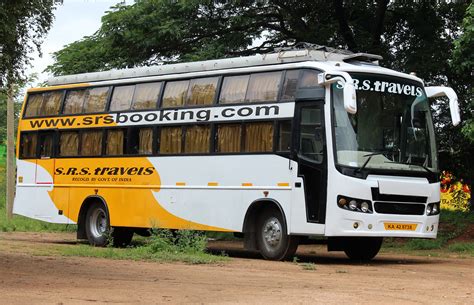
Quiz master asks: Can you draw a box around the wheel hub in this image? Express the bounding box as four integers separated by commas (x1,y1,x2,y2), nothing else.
263,217,282,248
90,208,107,239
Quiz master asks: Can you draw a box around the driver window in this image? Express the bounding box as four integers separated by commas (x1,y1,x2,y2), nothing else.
299,107,323,163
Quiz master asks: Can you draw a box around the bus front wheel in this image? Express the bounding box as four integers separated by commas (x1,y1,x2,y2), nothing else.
256,208,299,260
343,237,383,261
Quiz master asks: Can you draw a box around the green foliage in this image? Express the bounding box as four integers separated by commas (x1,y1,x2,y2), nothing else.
0,0,60,86
447,242,474,255
59,229,226,264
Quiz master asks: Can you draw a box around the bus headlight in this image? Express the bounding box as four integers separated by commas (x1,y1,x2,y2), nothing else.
426,202,440,216
426,205,432,215
337,196,373,213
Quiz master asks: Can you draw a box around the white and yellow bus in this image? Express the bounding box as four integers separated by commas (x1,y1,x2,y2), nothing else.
14,46,461,260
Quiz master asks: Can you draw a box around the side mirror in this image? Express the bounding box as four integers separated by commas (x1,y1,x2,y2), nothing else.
425,86,461,126
318,71,357,114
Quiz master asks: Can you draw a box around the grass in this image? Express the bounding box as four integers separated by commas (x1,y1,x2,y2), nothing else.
383,209,474,255
57,229,228,264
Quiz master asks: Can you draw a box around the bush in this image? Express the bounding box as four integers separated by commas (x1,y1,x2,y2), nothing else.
440,171,471,212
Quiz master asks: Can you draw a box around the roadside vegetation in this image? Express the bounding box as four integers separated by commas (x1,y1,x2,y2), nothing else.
383,210,474,257
57,229,228,264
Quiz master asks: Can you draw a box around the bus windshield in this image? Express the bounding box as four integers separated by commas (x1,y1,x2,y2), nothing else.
332,73,438,173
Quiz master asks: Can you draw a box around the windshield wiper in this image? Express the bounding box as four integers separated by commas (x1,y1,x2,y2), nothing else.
356,151,389,172
384,161,434,175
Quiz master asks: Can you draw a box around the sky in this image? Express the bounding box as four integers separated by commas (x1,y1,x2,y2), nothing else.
27,0,129,86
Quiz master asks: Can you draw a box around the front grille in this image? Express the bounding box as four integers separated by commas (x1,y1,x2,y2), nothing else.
374,202,425,215
371,188,427,203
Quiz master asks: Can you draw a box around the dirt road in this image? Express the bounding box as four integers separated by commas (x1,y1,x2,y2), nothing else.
0,232,472,304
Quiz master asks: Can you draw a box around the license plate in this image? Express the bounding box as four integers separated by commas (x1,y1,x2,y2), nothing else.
384,223,417,231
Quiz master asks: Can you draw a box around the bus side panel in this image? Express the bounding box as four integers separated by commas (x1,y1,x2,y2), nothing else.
149,155,295,232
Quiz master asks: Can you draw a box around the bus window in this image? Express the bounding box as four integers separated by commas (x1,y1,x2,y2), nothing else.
219,75,250,104
299,70,320,88
106,129,125,155
80,130,103,156
39,133,54,158
83,87,110,113
110,85,135,111
59,131,79,157
132,82,162,110
299,106,323,162
162,80,189,108
186,77,218,106
20,133,38,158
245,72,282,103
185,125,211,153
244,122,273,152
160,126,182,154
128,127,153,155
41,91,63,116
24,94,44,117
63,90,86,114
216,124,241,153
280,70,300,100
278,120,292,152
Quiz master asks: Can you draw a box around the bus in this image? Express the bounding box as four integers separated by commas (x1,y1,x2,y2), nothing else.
14,46,461,260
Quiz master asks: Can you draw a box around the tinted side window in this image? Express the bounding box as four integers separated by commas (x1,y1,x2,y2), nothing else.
132,82,162,110
80,130,103,156
245,72,282,103
83,87,110,113
59,132,79,156
24,94,44,117
219,75,249,104
20,133,38,158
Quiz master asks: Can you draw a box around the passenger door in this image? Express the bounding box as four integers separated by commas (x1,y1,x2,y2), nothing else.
295,102,327,223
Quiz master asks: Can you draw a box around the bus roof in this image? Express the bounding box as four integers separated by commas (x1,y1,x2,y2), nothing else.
47,45,382,86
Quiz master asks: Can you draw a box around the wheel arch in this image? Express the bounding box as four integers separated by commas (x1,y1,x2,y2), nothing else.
242,198,288,251
76,195,110,240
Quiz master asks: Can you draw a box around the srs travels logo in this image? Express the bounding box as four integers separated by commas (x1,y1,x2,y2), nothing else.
55,166,155,182
336,79,424,97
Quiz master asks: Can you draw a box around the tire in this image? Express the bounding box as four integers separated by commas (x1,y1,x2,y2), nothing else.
111,227,134,247
256,207,299,260
343,237,383,261
85,203,110,247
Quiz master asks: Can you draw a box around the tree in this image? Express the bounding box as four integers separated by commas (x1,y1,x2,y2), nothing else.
452,3,474,143
46,0,471,178
0,0,60,218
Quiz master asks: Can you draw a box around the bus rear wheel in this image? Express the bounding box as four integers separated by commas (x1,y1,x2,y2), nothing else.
85,203,109,247
343,237,383,261
256,208,299,260
84,203,133,247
